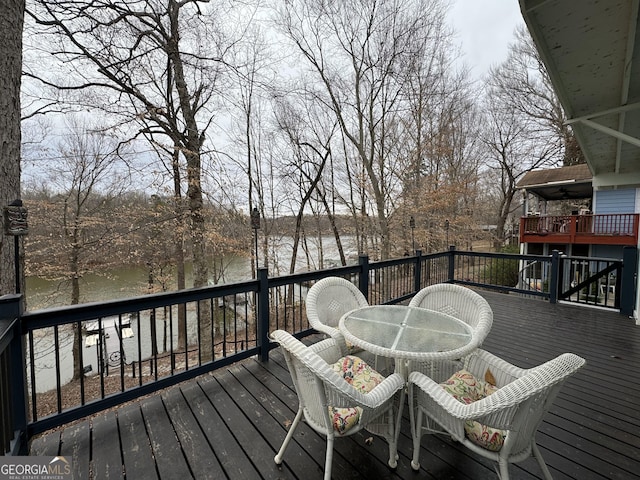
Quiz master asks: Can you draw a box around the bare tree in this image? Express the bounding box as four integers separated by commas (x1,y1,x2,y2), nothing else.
58,121,129,304
25,118,130,379
26,0,246,358
277,0,455,259
272,90,350,272
487,25,584,167
483,81,558,248
481,97,531,249
480,25,584,248
26,1,236,290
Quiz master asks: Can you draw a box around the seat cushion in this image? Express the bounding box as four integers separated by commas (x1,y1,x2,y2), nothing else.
440,369,506,452
440,369,497,403
329,355,385,433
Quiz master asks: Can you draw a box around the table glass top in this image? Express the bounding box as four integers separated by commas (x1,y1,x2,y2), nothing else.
339,305,472,357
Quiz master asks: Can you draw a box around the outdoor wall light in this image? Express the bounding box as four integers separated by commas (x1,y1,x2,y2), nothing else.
3,199,28,294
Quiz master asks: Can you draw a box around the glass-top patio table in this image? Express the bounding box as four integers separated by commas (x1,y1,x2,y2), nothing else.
339,304,473,373
339,304,474,440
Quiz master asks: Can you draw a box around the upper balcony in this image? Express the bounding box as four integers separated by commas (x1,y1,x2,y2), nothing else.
519,213,640,246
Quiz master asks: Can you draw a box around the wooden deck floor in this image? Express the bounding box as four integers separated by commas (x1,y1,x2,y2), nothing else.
29,291,640,479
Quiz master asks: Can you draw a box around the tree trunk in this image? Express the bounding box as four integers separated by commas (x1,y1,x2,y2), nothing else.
167,1,211,358
172,148,187,350
0,0,25,296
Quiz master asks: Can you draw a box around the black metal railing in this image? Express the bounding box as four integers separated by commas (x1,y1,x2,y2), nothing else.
558,255,624,307
1,248,636,455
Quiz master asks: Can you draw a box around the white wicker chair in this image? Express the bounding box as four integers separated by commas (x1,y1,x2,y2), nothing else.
271,330,404,480
407,284,495,435
408,283,493,352
306,276,369,355
408,349,586,479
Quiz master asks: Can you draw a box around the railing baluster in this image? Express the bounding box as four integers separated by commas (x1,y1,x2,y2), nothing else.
136,311,142,386
169,305,174,374
77,320,85,404
54,326,62,413
28,331,36,422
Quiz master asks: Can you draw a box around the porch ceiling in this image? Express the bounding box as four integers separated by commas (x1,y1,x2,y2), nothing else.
519,0,640,177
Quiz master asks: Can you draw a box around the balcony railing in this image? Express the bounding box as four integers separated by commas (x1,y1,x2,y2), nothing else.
520,213,640,245
1,248,637,456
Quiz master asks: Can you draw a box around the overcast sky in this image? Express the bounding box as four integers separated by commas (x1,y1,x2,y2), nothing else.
447,0,524,79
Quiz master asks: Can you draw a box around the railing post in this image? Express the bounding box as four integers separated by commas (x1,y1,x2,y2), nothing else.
549,250,560,304
519,217,525,244
0,294,28,455
257,268,270,362
414,249,422,294
448,245,456,282
620,246,638,317
358,254,370,299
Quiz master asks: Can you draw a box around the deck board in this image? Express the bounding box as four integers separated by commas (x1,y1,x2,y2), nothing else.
59,420,91,480
28,428,59,456
175,381,228,479
161,385,219,480
182,374,263,479
90,411,124,480
141,394,193,479
27,291,640,479
118,403,159,480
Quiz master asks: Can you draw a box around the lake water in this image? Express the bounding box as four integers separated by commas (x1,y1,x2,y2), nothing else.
26,236,359,311
25,236,359,392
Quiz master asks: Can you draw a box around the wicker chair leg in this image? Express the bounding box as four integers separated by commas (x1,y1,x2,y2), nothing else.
498,458,510,480
274,407,303,465
324,435,335,480
532,442,554,480
387,412,398,468
410,409,422,470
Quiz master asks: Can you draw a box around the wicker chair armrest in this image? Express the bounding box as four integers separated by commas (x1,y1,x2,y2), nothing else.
358,372,405,408
322,370,404,409
311,322,338,337
463,349,529,387
408,370,469,414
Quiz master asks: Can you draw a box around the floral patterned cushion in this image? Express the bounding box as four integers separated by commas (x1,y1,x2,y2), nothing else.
329,355,385,434
440,369,507,452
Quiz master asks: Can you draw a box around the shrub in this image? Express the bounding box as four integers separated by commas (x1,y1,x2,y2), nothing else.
483,245,520,287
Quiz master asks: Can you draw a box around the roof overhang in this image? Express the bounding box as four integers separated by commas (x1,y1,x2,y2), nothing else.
517,164,593,201
519,0,640,179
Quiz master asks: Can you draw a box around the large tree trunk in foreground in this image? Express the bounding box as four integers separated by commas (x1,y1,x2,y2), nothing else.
0,0,25,296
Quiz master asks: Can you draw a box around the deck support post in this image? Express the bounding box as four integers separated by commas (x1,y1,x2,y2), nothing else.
414,250,422,293
447,245,456,282
0,294,28,455
358,255,369,299
620,246,638,317
549,250,561,304
257,267,270,362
